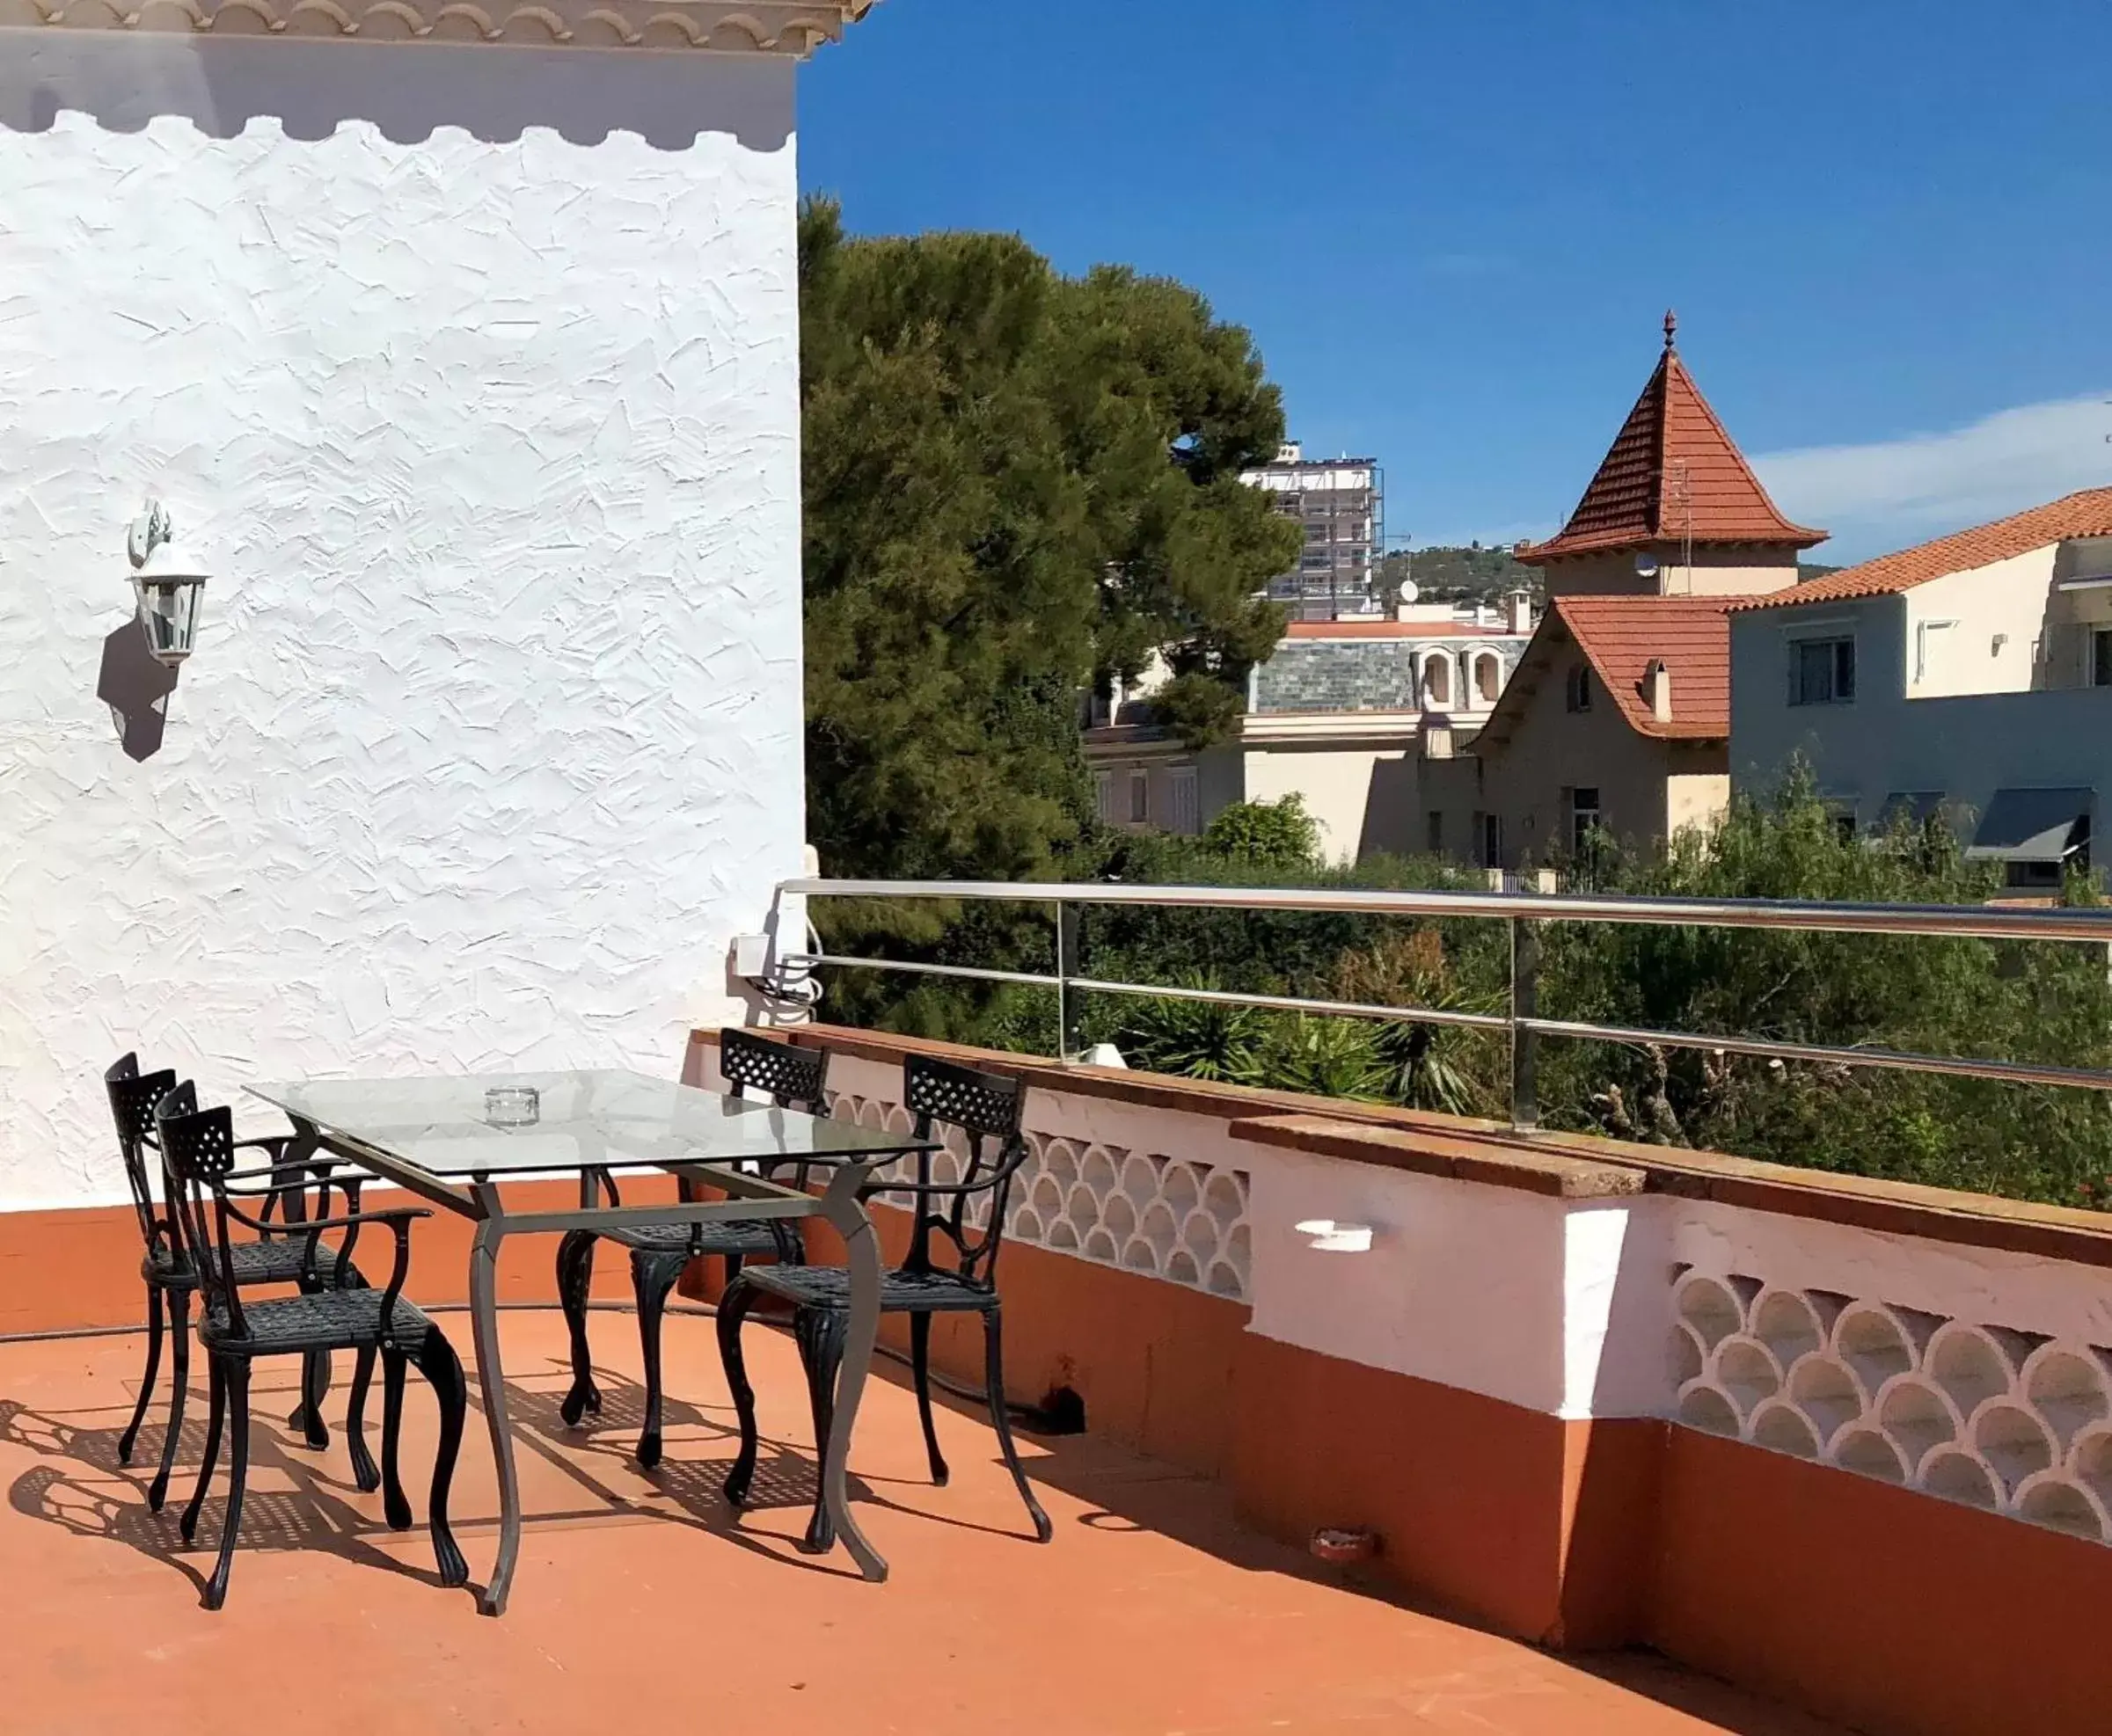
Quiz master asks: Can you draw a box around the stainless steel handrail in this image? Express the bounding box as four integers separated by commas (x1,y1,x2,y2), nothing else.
784,877,2112,944
778,877,2112,1127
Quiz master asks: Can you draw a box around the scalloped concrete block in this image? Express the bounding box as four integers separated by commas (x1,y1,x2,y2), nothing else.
1832,1426,1910,1485
1668,1266,2112,1543
835,1090,1251,1300
1677,1381,1741,1439
1712,1338,1783,1421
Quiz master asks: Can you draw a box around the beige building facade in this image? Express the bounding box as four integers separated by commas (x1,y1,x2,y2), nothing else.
1421,596,1735,869
1414,314,1826,870
1084,608,1534,862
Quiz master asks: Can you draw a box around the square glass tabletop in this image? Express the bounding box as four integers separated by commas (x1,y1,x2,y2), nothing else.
246,1069,931,1181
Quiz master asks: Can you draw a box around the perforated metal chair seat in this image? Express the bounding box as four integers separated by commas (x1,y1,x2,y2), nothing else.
734,1263,997,1315
144,1237,363,1291
201,1288,437,1356
603,1220,785,1258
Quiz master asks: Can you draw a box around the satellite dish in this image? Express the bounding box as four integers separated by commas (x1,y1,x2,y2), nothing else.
1398,580,1420,604
1633,552,1661,580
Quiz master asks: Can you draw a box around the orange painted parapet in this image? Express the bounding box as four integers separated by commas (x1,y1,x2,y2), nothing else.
1651,1426,2112,1736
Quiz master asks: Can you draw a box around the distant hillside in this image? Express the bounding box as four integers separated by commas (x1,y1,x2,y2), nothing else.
1380,544,1538,604
1375,549,1844,609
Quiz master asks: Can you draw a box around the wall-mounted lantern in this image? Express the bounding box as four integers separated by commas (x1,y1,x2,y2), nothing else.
128,500,212,668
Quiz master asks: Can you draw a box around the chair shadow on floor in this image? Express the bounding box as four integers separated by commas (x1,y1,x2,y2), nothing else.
0,1389,461,1605
499,1358,891,1572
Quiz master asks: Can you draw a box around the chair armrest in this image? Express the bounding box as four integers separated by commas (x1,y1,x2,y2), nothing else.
214,1193,426,1238
214,1197,426,1307
218,1159,339,1188
230,1134,292,1159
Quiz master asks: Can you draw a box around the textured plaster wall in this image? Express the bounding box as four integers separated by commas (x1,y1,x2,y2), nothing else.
0,36,804,1206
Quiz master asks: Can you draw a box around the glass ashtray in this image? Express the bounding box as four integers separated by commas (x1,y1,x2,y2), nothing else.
485,1085,540,1128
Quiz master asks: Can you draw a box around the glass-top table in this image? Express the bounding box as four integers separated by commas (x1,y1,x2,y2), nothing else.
247,1068,936,1616
249,1070,925,1180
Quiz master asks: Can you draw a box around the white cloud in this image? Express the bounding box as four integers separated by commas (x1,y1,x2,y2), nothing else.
1753,391,2112,564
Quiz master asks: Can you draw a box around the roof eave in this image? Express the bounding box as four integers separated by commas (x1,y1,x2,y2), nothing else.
1518,527,1828,565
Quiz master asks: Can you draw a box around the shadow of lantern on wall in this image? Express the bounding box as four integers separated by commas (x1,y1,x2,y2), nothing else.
97,624,179,762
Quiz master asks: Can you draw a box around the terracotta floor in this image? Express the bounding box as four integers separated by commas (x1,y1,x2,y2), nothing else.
0,1308,1843,1736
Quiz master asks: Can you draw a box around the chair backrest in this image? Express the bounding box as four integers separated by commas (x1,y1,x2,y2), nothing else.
900,1054,1028,1290
154,1083,250,1336
720,1026,830,1114
104,1053,178,1255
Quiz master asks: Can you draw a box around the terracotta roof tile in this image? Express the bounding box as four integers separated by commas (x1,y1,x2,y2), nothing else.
1519,317,1825,564
1729,487,2112,612
1560,594,1732,738
1482,595,1731,744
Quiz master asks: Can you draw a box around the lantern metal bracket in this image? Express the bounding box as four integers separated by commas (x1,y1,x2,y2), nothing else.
128,500,175,571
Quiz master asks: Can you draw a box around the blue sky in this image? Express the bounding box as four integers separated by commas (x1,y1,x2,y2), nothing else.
800,0,2112,564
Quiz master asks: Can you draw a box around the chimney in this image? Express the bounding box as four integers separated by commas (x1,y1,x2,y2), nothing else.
1645,658,1672,724
1505,588,1535,636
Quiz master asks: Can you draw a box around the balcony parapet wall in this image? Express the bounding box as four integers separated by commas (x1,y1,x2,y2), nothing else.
744,1026,2112,1477
702,1025,2112,1732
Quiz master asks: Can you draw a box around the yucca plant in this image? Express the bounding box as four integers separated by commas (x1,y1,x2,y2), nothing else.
1255,1014,1391,1102
1118,976,1270,1084
1330,928,1506,1117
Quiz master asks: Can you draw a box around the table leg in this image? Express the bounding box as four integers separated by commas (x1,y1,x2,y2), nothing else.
818,1167,888,1584
466,1194,520,1617
284,1123,331,1444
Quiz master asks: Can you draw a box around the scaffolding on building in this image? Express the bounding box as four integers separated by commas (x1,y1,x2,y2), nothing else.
1239,442,1385,623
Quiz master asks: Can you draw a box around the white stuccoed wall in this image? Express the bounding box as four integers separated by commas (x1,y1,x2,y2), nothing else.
0,32,812,1206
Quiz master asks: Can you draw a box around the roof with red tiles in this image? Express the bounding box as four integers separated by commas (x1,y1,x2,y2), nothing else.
1482,594,1733,745
1517,314,1826,564
1728,486,2112,612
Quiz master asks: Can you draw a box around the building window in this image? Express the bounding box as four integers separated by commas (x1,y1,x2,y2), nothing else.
2094,628,2112,688
1422,655,1451,707
1129,770,1150,824
1093,770,1115,823
1169,767,1199,836
1790,636,1856,705
1480,813,1501,869
1570,787,1601,857
1565,664,1592,711
1427,811,1444,855
1475,653,1501,704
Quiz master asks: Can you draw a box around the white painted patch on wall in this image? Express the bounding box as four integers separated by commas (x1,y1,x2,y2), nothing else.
0,37,806,1207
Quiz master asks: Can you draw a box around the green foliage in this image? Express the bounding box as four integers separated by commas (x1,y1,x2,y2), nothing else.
1378,543,1538,606
1330,930,1507,1116
1200,794,1320,867
1119,978,1269,1083
1531,765,2112,1207
1256,1015,1392,1101
800,199,1298,889
822,761,2112,1212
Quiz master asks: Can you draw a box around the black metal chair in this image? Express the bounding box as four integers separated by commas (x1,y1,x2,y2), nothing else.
717,1052,1051,1550
557,1027,831,1468
155,1082,470,1609
105,1054,372,1512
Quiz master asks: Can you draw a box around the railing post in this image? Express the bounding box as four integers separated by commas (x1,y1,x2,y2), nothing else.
1509,915,1540,1131
1054,899,1078,1061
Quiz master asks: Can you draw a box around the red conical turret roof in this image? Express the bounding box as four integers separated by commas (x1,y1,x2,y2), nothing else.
1518,313,1826,564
